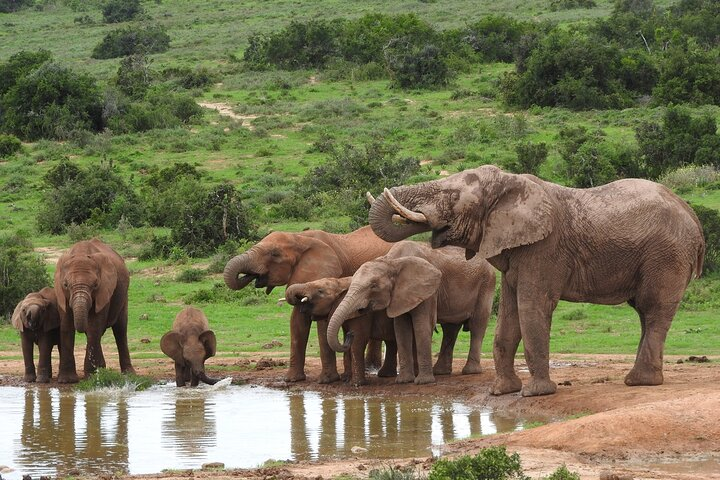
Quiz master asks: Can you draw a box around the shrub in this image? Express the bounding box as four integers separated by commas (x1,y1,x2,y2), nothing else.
652,44,720,106
384,40,451,89
428,446,528,480
0,233,50,321
504,142,548,176
659,165,720,192
101,0,143,24
0,62,103,141
0,134,22,158
0,49,52,96
91,24,170,59
544,465,581,480
550,0,596,11
463,15,534,63
558,127,637,187
177,67,217,90
115,54,154,99
0,0,34,13
141,163,204,227
176,268,205,283
689,203,720,274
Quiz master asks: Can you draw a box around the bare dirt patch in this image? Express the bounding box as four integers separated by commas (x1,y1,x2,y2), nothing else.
1,353,718,479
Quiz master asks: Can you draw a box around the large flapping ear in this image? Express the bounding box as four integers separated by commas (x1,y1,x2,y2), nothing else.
199,330,217,359
40,288,61,332
91,252,118,313
472,169,554,259
11,299,25,332
386,257,442,318
289,236,343,284
54,254,69,314
160,331,185,363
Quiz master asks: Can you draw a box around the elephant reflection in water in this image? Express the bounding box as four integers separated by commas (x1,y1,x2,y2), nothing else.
162,395,216,457
19,388,129,476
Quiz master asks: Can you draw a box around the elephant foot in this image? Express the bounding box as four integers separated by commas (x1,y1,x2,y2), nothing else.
58,371,80,384
490,374,522,395
432,364,452,376
317,371,341,384
624,367,663,386
351,377,368,387
23,373,37,383
377,365,398,377
461,363,482,375
414,373,436,385
521,377,557,397
396,373,415,384
36,375,51,383
284,370,307,383
121,365,137,375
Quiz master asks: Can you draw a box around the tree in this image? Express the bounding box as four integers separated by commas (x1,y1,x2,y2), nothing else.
0,49,52,96
0,234,50,320
102,0,143,24
384,39,451,89
91,24,170,59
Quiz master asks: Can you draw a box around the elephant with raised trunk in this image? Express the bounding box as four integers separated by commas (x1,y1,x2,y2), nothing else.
54,238,134,383
12,287,61,383
223,226,393,383
285,277,397,386
328,241,496,385
369,165,705,396
161,306,221,387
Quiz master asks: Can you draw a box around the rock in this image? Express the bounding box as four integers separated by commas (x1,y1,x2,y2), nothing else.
140,338,151,343
688,355,709,363
351,446,368,454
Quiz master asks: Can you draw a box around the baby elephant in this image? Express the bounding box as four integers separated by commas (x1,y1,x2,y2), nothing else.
11,287,61,383
161,307,221,387
285,277,398,386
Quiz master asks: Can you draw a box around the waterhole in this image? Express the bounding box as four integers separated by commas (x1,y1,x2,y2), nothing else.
0,384,544,478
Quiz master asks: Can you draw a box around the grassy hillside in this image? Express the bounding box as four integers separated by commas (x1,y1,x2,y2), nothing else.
1,0,718,374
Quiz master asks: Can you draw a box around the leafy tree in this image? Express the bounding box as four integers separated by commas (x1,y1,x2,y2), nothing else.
91,24,170,59
0,62,103,140
115,54,154,99
384,39,451,89
0,49,52,96
0,233,50,321
101,0,143,23
652,43,720,105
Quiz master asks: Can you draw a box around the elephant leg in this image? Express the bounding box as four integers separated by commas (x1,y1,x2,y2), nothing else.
316,319,340,384
58,319,79,384
351,338,368,386
190,372,200,387
433,322,462,375
364,339,383,371
341,350,351,382
625,301,678,386
491,278,522,395
112,316,135,375
20,334,36,383
394,316,415,384
463,289,493,375
84,331,106,376
516,284,558,397
286,308,310,382
36,335,54,383
377,340,398,377
412,301,436,385
174,363,187,387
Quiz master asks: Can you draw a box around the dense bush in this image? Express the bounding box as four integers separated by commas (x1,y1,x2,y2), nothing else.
636,106,720,179
0,134,22,158
115,54,154,99
103,87,202,134
91,24,170,59
550,0,597,10
37,160,144,234
384,40,451,89
428,446,528,480
462,15,534,63
504,142,548,176
0,0,34,13
690,203,720,274
101,0,143,23
0,62,103,141
0,233,50,321
140,162,204,227
652,44,720,106
0,49,52,96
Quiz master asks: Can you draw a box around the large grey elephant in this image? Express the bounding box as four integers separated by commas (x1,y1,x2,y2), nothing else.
54,238,134,383
285,277,397,386
12,287,61,383
223,226,393,383
369,165,705,396
327,241,496,385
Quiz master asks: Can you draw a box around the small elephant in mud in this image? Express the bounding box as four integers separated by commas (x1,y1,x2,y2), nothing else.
161,307,221,387
11,287,61,383
285,276,397,386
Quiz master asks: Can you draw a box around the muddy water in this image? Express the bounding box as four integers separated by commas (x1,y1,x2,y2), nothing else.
0,384,542,478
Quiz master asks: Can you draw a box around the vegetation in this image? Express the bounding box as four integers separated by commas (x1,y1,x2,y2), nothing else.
428,446,527,480
0,234,49,320
75,367,154,391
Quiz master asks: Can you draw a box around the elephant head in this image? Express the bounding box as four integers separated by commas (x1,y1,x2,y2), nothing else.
160,307,220,387
327,256,441,353
285,277,352,318
11,287,60,333
54,250,118,334
369,165,554,260
223,231,343,293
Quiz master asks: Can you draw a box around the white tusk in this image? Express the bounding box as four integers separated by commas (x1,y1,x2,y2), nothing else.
392,214,408,225
383,188,427,223
301,296,309,303
277,298,287,306
366,191,375,205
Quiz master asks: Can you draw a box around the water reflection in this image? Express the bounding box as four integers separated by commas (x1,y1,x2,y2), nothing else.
0,385,537,479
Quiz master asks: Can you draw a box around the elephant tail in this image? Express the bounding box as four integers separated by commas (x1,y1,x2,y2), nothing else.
694,240,705,279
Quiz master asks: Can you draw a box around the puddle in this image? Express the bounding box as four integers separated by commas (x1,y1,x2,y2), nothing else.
0,384,545,478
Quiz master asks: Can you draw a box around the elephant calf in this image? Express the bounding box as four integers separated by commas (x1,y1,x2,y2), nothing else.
285,277,397,386
12,287,61,383
161,307,221,387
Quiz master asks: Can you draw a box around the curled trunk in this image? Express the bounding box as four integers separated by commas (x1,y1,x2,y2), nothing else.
369,186,430,242
327,294,363,353
223,253,254,290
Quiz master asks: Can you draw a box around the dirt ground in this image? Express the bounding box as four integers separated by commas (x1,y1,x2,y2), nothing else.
1,352,719,480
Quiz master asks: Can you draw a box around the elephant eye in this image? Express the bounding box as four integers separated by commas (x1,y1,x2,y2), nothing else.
317,289,325,295
63,280,69,288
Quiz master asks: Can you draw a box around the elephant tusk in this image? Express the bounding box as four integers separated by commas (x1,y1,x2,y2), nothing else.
365,191,375,205
383,188,427,223
277,298,287,306
301,296,309,303
392,214,408,225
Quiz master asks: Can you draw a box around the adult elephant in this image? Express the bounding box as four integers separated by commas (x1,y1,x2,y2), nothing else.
327,241,496,385
54,238,134,383
369,165,705,396
223,226,393,383
285,277,397,386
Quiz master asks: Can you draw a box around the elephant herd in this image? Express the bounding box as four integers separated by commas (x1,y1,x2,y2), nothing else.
14,165,706,397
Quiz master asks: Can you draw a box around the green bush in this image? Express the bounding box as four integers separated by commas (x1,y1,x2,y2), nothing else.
0,62,103,141
176,268,206,283
559,127,636,187
462,15,534,63
0,134,22,158
0,49,52,96
550,0,596,10
91,24,170,59
140,162,204,227
384,40,451,89
101,0,143,23
0,0,34,13
690,203,720,274
115,54,154,99
652,44,720,106
0,233,50,321
428,446,528,480
504,142,548,176
544,465,581,480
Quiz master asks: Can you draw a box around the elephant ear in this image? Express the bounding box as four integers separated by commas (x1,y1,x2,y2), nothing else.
91,252,118,313
11,300,25,332
386,257,442,318
472,170,554,259
288,236,343,284
160,331,184,363
200,330,217,359
54,254,69,315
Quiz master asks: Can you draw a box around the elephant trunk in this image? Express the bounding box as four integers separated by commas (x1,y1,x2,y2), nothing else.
197,370,221,385
327,293,364,353
71,290,91,333
223,253,255,290
369,186,431,242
